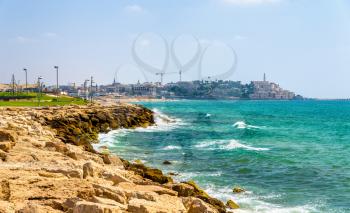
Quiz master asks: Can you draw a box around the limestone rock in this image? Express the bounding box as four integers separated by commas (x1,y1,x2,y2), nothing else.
0,142,12,152
90,196,127,210
102,154,123,167
172,183,195,197
103,172,132,185
226,200,239,209
17,203,62,213
0,201,15,213
83,162,94,179
0,150,7,161
123,161,173,184
93,184,127,204
44,168,82,179
184,180,226,213
182,197,219,213
0,129,17,142
232,187,245,194
128,196,186,213
73,201,123,213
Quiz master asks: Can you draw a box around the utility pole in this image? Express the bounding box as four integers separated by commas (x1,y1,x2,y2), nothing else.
54,66,59,96
84,79,90,101
23,68,28,92
37,77,42,106
11,74,16,95
179,70,182,82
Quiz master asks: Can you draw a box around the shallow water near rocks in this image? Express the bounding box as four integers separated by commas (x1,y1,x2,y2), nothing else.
99,100,350,213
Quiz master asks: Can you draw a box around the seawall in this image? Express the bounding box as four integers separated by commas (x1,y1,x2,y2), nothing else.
0,104,237,212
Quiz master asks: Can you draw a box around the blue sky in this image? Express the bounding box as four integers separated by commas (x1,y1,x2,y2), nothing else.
0,0,350,98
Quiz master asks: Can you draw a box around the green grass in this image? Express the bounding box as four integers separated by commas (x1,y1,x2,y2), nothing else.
0,92,87,107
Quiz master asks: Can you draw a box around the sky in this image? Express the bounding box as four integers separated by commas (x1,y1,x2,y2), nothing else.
0,0,350,98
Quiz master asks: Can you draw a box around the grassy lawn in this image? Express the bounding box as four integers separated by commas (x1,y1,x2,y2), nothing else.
0,92,87,107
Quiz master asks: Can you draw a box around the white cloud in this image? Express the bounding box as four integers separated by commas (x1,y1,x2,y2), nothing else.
124,4,145,13
222,0,282,6
234,35,247,40
15,36,36,43
43,32,58,38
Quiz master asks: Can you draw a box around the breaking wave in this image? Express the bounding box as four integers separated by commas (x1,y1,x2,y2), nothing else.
203,184,320,213
194,139,270,151
95,108,183,151
233,121,263,129
162,145,182,150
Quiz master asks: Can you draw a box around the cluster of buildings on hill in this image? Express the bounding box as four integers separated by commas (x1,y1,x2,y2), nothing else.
1,74,301,100
96,75,300,100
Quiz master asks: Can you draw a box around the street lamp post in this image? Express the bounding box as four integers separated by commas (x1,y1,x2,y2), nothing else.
37,77,42,106
84,79,90,101
90,76,94,103
54,66,59,96
23,68,28,92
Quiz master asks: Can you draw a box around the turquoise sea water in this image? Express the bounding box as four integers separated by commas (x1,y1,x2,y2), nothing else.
98,100,350,213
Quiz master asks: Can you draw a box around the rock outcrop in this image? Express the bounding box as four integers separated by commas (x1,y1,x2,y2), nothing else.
0,104,234,212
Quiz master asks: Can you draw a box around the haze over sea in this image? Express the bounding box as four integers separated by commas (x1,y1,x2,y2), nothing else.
98,100,350,213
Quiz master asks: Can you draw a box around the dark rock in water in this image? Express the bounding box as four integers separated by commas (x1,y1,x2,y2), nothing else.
226,199,240,209
232,187,245,194
163,160,172,165
122,160,173,184
134,159,143,165
144,168,173,184
183,180,227,213
172,183,194,197
168,172,178,176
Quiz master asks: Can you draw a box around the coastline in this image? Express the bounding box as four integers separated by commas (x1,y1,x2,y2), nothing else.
0,104,237,212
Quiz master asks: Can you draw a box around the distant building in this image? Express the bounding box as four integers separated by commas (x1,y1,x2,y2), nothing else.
131,82,157,97
249,77,295,100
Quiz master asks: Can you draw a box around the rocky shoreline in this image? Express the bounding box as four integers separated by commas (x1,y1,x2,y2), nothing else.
0,104,239,213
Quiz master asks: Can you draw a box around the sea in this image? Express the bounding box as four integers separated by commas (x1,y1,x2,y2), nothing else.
96,100,350,213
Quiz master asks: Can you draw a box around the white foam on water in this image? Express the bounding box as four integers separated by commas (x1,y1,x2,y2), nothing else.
94,128,129,150
203,184,319,213
206,113,211,117
194,139,270,151
94,108,183,151
194,140,218,148
131,108,184,132
233,121,263,130
162,145,182,150
222,140,270,151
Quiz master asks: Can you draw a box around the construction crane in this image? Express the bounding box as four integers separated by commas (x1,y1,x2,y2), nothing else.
155,72,177,85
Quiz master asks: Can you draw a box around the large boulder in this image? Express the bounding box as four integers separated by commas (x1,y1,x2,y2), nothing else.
127,195,186,213
0,201,15,213
226,200,239,209
123,161,173,184
72,201,123,213
0,129,17,152
182,197,219,213
184,181,226,213
83,162,94,179
172,183,195,197
0,129,17,142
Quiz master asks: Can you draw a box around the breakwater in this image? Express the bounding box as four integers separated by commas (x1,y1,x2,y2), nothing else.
0,104,236,212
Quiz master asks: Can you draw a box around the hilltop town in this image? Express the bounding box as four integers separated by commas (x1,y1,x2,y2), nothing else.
0,75,302,101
